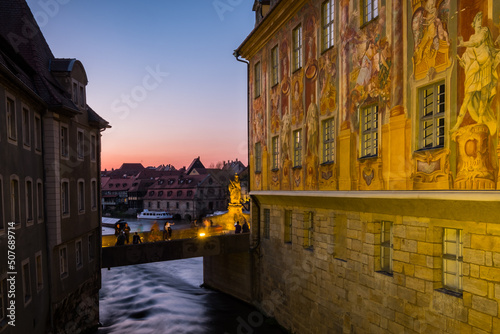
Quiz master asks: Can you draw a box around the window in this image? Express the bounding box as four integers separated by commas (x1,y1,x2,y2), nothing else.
77,129,84,160
303,211,313,249
22,259,31,306
25,179,34,224
6,96,17,142
271,46,279,86
59,246,68,278
420,82,445,149
177,190,182,197
322,118,335,163
34,114,42,152
263,208,270,239
10,177,20,226
186,202,190,209
380,221,393,274
255,142,262,173
361,105,378,158
76,240,83,269
77,180,85,212
362,0,378,25
22,107,31,147
79,85,85,107
61,180,69,215
322,0,335,51
271,136,279,170
0,176,4,232
91,180,97,210
90,134,96,161
88,234,95,261
292,25,303,71
35,252,43,292
60,125,69,158
443,228,463,292
293,129,302,167
254,61,261,98
284,210,292,243
37,180,44,222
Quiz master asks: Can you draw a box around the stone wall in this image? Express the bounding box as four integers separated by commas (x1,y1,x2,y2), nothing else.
254,201,500,333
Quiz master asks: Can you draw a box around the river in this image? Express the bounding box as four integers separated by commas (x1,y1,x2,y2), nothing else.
97,257,288,334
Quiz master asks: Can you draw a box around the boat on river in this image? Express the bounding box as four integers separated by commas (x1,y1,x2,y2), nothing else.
137,209,173,220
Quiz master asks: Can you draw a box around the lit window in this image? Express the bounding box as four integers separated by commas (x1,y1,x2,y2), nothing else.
303,211,313,249
420,82,445,149
271,46,279,86
6,96,17,142
443,228,463,292
293,129,302,167
59,246,68,278
61,125,69,158
77,129,84,160
22,259,31,306
61,180,70,215
254,61,261,98
272,136,279,170
361,105,378,158
76,240,83,269
362,0,378,25
263,208,270,239
22,107,31,147
284,210,292,243
292,25,302,71
255,142,262,173
322,0,335,51
322,118,335,163
380,221,393,274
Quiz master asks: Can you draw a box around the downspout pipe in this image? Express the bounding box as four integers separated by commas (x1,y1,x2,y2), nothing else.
233,50,260,250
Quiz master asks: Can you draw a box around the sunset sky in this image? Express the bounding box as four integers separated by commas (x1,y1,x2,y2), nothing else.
26,0,254,170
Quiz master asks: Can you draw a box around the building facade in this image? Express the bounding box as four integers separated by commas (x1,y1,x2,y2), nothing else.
0,1,108,333
236,0,500,333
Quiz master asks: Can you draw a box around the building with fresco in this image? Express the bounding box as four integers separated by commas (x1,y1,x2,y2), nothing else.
0,1,109,333
234,0,500,332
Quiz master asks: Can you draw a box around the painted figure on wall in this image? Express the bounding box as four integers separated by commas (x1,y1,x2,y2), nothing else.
270,90,280,134
412,0,451,80
292,74,304,124
319,51,337,115
453,12,500,135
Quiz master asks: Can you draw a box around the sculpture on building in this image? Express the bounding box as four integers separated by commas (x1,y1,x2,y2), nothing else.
229,174,242,205
452,12,500,135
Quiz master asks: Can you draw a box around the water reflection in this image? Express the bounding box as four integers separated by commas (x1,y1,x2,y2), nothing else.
97,258,287,334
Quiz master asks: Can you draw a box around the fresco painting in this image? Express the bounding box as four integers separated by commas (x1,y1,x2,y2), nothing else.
319,49,337,116
412,0,451,80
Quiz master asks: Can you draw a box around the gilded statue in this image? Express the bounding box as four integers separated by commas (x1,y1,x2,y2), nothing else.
453,12,500,134
229,174,241,205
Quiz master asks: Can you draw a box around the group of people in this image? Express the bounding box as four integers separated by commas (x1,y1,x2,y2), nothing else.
234,221,250,234
114,222,142,245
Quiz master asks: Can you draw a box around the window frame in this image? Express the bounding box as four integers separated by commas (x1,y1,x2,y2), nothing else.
25,178,34,226
90,133,97,162
360,104,379,158
322,117,335,163
419,81,446,150
61,179,70,217
6,94,17,144
77,128,85,160
361,0,379,26
271,136,279,170
254,61,261,98
60,124,69,159
292,25,303,72
321,0,335,52
36,180,44,223
442,228,463,293
284,210,292,244
271,45,279,87
293,129,302,167
77,179,85,213
22,105,31,149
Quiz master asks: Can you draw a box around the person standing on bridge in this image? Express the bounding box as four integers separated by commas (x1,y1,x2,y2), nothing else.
234,221,242,234
242,221,250,233
164,222,174,241
133,232,142,244
123,223,131,244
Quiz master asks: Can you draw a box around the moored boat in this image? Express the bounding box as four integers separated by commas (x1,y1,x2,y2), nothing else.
137,209,173,220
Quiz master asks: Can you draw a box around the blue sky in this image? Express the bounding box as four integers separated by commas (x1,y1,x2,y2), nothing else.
26,0,254,169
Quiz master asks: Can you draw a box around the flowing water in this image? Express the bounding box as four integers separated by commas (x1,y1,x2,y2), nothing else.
97,258,288,334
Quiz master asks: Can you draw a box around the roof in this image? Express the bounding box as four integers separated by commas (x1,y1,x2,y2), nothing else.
0,0,108,127
102,178,136,191
186,157,207,175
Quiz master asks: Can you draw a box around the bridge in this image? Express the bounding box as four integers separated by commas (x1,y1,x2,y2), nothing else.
101,233,251,268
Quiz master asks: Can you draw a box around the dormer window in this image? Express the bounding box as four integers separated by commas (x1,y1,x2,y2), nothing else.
72,79,86,108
